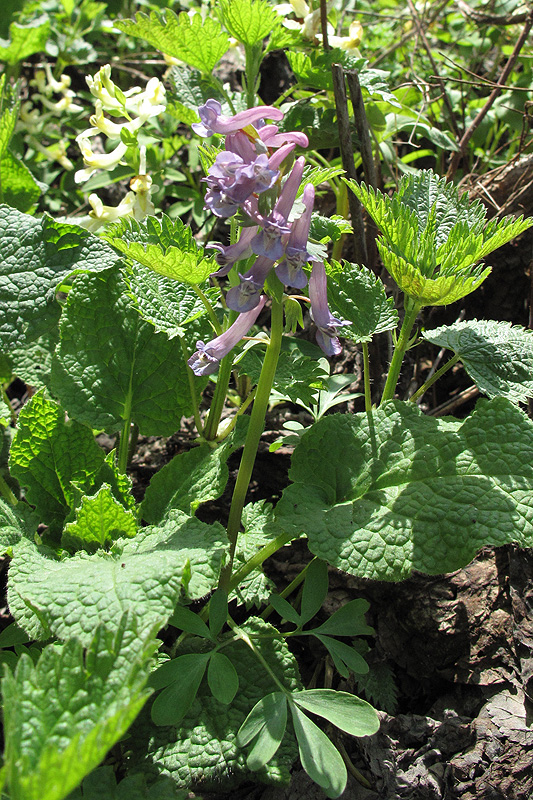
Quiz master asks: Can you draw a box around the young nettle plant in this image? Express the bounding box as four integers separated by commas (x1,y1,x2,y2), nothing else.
1,92,533,800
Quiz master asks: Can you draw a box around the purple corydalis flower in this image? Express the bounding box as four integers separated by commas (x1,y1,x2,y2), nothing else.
259,125,309,149
276,183,315,289
308,261,346,357
192,99,284,138
188,296,267,375
250,157,306,261
207,226,258,277
206,151,279,212
226,256,275,312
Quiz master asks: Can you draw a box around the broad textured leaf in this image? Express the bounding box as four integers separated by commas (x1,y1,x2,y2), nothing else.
422,319,533,405
9,391,105,533
0,206,120,349
0,18,50,64
66,766,186,800
7,334,56,390
287,49,365,92
103,215,214,285
275,399,533,580
125,260,218,340
0,150,41,212
141,418,247,523
62,485,137,554
289,702,347,798
219,0,281,45
327,261,398,343
2,616,155,800
309,213,352,243
291,689,379,737
114,11,230,73
167,66,214,119
0,498,37,554
231,501,278,610
238,348,327,406
51,268,195,435
8,510,227,643
127,618,300,791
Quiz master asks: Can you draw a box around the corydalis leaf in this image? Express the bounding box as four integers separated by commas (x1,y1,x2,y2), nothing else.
275,399,533,580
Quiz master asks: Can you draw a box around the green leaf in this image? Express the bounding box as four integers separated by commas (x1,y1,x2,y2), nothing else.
0,17,50,65
125,260,218,340
8,334,56,390
8,510,227,643
66,767,186,800
219,0,281,46
208,589,228,638
289,702,347,798
207,651,239,704
0,150,41,212
0,497,38,554
61,485,137,554
422,319,533,405
51,268,196,435
238,348,327,407
167,66,214,117
231,501,278,610
275,399,533,580
0,207,120,350
151,654,210,726
168,606,212,640
300,559,328,625
291,689,379,737
0,73,18,158
0,623,29,648
141,420,247,522
312,599,374,637
2,615,155,800
103,215,215,286
113,11,230,74
314,635,369,678
242,692,288,770
327,261,398,343
9,391,105,534
309,213,352,244
268,593,302,626
127,618,300,790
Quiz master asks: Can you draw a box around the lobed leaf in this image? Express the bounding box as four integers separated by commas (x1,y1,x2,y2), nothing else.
422,319,533,405
275,399,533,580
238,347,327,407
151,654,210,726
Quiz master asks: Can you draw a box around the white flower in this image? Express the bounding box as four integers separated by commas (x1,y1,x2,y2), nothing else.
322,20,363,51
74,137,128,183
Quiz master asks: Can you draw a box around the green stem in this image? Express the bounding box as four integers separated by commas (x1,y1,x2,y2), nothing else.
362,341,372,412
192,285,222,335
180,336,204,436
203,351,234,441
216,387,257,442
261,558,316,621
218,297,284,592
229,619,288,694
228,530,296,595
380,299,422,405
0,474,18,506
117,414,132,474
409,353,461,403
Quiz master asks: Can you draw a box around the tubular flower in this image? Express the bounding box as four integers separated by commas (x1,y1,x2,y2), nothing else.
258,125,309,149
308,261,347,356
74,137,128,183
192,99,283,137
188,296,267,376
207,226,259,277
226,256,275,312
276,183,315,288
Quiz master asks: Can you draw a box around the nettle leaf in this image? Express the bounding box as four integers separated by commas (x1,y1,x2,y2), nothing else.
286,49,365,92
61,485,137,554
114,11,230,74
2,616,155,800
0,17,50,64
301,166,346,194
422,319,533,405
51,268,196,436
103,215,215,285
125,260,218,340
280,102,338,152
127,618,300,791
66,766,186,800
0,498,38,554
9,391,105,534
275,399,533,581
167,66,215,118
327,261,398,343
238,348,327,406
141,418,248,523
0,207,120,349
309,213,352,244
8,510,227,643
219,0,281,46
0,150,41,212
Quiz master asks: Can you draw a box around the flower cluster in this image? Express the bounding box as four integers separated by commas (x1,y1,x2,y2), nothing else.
73,65,166,231
187,100,347,375
273,0,363,53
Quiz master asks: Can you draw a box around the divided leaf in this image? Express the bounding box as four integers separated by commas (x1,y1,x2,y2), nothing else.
291,689,379,737
51,268,197,435
2,616,155,800
8,510,227,643
9,391,105,534
114,11,230,75
327,261,398,343
422,319,533,404
288,702,347,799
0,207,120,349
275,399,533,580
